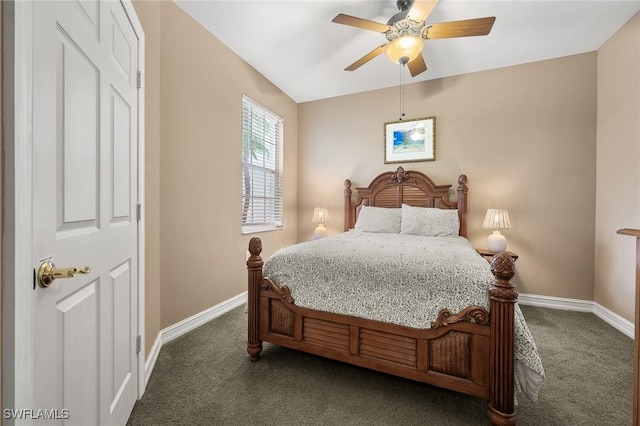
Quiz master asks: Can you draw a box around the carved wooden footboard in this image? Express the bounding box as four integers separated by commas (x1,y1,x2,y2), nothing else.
247,238,517,425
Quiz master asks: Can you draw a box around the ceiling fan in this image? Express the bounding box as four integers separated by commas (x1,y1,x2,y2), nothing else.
332,0,496,77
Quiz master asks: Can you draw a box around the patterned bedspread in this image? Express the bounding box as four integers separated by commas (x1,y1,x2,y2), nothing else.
263,231,545,401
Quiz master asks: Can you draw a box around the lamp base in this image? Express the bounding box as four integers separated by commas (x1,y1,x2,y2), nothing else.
314,224,328,240
487,231,507,252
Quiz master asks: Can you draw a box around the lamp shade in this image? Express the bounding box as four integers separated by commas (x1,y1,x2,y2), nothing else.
312,207,330,240
482,209,511,252
482,209,511,230
385,35,424,65
312,207,330,224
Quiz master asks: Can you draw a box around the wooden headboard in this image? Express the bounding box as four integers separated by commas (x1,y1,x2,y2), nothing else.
343,166,468,237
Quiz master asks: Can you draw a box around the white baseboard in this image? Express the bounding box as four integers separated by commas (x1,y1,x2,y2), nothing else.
518,293,593,312
142,291,248,391
161,291,248,344
593,302,634,339
519,293,634,339
144,332,162,388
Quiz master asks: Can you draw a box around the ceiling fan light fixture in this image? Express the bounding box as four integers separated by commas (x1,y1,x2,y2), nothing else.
333,1,495,76
385,35,424,65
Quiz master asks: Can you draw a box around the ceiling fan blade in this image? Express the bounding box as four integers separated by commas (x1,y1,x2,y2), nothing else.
345,44,388,71
426,16,496,39
332,14,392,33
408,0,440,22
408,54,427,77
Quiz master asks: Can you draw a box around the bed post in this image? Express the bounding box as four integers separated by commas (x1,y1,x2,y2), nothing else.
488,252,517,425
344,179,353,232
247,237,264,361
457,175,468,238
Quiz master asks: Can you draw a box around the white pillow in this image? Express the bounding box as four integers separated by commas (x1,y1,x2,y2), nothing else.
400,204,459,237
354,206,402,233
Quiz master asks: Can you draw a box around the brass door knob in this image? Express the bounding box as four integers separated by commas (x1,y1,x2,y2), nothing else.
37,261,91,288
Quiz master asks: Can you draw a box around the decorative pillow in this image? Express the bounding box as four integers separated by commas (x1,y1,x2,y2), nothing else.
400,204,460,237
353,206,402,233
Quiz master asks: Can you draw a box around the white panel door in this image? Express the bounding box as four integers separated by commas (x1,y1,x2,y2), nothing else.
32,1,140,424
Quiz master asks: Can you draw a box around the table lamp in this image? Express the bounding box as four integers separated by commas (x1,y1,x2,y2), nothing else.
312,207,330,239
482,209,511,252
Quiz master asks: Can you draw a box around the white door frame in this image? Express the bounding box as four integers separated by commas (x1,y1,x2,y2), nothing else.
2,0,146,421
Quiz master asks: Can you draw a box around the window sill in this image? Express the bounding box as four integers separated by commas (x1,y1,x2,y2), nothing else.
242,225,284,235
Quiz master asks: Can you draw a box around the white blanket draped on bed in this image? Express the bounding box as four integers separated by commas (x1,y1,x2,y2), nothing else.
263,231,545,401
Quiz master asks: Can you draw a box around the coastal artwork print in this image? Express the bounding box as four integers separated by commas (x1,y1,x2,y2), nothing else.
384,116,435,164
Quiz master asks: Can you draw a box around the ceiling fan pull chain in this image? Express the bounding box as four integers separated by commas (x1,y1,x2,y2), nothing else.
399,65,402,120
399,64,406,121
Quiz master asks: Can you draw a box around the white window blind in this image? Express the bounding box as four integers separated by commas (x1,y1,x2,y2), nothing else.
241,96,284,234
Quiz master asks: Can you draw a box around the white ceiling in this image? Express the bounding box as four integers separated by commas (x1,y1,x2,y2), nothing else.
174,0,640,103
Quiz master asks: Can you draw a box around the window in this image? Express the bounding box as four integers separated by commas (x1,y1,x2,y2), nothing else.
241,96,284,234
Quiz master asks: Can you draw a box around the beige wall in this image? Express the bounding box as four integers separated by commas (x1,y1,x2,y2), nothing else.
594,12,640,323
298,53,598,301
134,2,298,330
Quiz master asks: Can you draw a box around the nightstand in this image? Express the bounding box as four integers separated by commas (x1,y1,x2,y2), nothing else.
476,248,519,262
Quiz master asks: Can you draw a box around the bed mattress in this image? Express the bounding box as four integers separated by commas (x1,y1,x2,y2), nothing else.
263,231,545,401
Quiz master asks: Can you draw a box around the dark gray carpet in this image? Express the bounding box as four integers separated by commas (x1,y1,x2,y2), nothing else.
127,306,633,425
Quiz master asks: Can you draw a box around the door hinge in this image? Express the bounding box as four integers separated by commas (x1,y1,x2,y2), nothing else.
137,70,142,89
136,203,141,221
136,335,142,354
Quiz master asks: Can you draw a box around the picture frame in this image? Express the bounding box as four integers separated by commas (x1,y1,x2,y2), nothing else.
384,116,436,164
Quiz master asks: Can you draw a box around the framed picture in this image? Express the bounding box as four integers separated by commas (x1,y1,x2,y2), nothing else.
384,116,436,164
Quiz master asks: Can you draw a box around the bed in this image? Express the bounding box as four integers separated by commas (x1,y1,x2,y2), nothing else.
246,166,544,425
